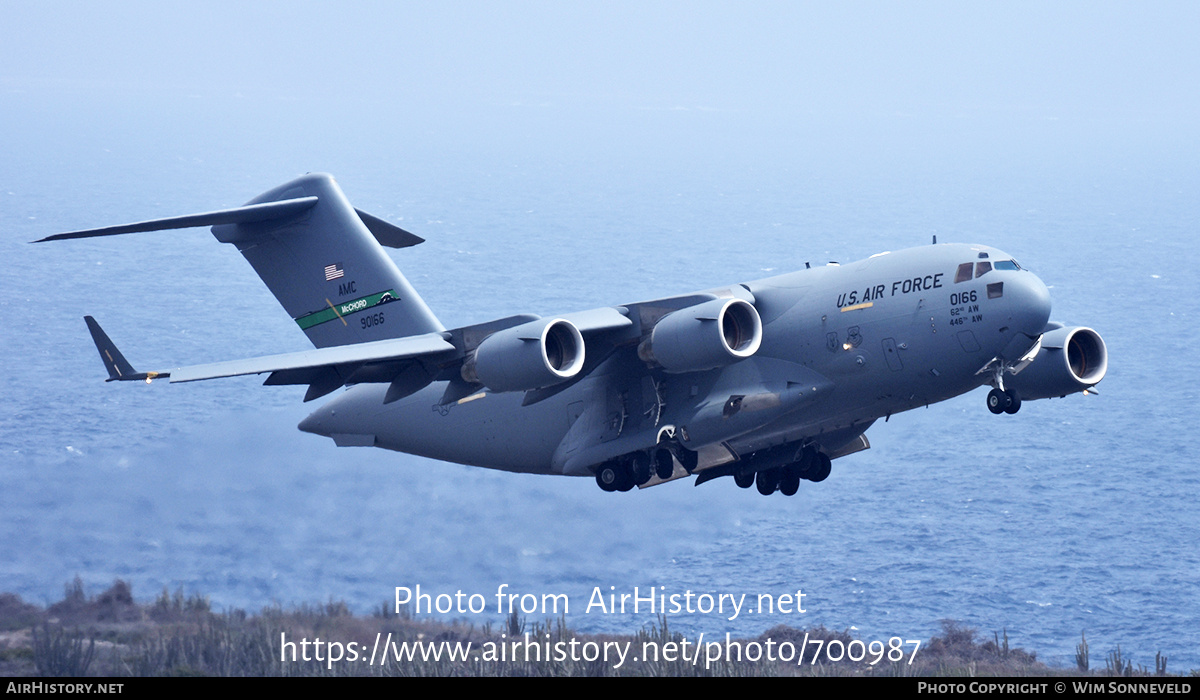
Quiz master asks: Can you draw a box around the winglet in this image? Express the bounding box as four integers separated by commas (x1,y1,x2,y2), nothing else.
83,316,169,382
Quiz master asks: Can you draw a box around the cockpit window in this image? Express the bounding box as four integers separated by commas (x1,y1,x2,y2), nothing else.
955,263,973,283
994,260,1019,271
975,261,992,278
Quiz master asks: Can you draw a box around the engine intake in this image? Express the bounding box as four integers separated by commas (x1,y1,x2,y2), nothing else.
1007,326,1107,400
462,318,585,392
639,298,762,373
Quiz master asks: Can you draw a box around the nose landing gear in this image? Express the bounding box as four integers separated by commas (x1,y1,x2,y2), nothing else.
986,387,1022,415
979,341,1039,415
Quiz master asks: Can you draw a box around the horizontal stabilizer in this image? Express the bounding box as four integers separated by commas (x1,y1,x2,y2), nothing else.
34,197,319,242
33,197,424,250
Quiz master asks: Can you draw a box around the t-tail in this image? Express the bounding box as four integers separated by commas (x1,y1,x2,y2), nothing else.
37,173,444,348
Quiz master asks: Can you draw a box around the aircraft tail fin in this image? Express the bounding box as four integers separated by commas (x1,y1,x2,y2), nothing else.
209,173,444,348
40,174,444,349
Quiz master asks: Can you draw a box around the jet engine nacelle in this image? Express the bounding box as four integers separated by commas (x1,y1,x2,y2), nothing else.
638,298,762,373
1007,326,1107,400
462,317,585,393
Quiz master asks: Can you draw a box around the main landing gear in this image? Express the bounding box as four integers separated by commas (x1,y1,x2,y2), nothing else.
736,446,832,497
594,444,697,492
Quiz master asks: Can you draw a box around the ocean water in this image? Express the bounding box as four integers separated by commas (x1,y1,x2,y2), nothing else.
1,91,1198,671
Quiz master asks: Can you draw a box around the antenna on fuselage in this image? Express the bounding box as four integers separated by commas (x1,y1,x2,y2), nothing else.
932,235,937,245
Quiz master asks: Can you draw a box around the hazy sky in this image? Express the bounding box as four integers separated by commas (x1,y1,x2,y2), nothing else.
3,2,1196,116
1,2,1196,190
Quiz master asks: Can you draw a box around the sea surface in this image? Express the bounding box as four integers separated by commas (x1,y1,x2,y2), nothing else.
1,91,1198,671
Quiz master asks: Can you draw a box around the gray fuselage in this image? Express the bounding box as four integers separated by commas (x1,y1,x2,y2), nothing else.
298,243,1052,477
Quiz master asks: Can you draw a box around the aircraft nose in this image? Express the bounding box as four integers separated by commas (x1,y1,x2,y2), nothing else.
1009,272,1052,337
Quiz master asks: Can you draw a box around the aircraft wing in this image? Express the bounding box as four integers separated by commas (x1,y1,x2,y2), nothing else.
169,333,456,383
557,306,632,334
83,307,630,404
85,315,458,401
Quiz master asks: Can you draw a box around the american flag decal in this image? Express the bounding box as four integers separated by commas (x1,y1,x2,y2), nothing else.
324,263,344,281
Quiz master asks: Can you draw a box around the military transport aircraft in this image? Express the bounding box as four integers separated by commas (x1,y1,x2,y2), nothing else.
37,173,1107,496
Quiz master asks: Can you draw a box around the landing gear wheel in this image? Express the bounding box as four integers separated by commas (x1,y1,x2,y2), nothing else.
677,448,699,473
631,452,652,486
734,470,755,489
653,448,675,480
779,465,801,496
595,464,619,492
756,468,780,496
795,447,816,479
1003,388,1022,415
806,453,831,483
987,387,1011,415
615,464,635,492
